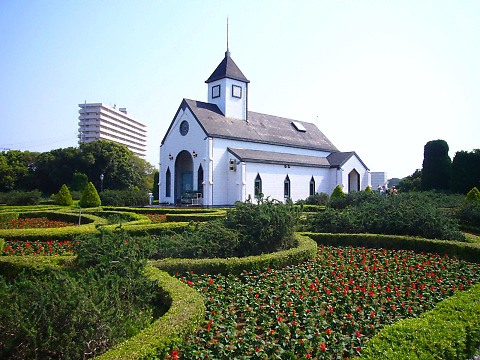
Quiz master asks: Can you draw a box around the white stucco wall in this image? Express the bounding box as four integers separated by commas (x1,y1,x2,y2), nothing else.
159,107,208,204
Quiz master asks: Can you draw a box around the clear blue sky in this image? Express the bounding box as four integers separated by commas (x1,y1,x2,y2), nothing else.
1,0,479,179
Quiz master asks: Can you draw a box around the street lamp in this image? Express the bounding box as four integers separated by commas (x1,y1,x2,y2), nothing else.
100,173,104,192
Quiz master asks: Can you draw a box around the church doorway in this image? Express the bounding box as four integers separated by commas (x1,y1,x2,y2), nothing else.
348,169,360,193
174,150,194,204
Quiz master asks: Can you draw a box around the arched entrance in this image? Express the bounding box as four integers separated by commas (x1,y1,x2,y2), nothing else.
175,150,194,204
348,169,360,193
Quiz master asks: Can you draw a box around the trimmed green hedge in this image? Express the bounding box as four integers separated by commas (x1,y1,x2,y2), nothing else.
165,212,226,222
95,266,205,360
0,212,107,241
101,207,225,215
0,255,75,279
150,234,318,276
0,212,19,222
303,232,480,263
360,283,480,359
0,237,4,253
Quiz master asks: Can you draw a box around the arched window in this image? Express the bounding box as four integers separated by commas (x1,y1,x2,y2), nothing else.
165,167,171,197
309,176,315,196
254,173,262,198
284,175,291,199
197,164,204,195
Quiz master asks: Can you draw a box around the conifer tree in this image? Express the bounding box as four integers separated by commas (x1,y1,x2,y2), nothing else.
55,184,73,206
79,182,101,208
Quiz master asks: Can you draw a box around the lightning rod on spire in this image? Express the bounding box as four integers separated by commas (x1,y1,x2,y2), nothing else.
226,17,230,57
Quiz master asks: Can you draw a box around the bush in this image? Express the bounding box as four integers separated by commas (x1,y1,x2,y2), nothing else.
151,234,318,276
54,184,73,206
360,283,480,359
0,190,42,206
310,192,465,241
0,230,160,359
225,197,300,256
100,189,149,207
70,172,88,192
301,192,329,206
79,182,101,208
456,201,480,229
142,221,240,260
466,187,480,203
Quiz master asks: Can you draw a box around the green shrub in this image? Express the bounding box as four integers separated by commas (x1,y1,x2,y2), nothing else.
310,192,465,241
304,232,480,264
0,231,161,359
151,234,318,276
70,172,88,192
331,184,345,199
360,284,480,359
225,197,300,256
0,212,19,223
0,238,4,253
0,190,42,206
456,201,480,230
365,185,373,193
97,266,205,360
100,189,149,207
465,186,480,203
54,184,73,206
142,221,240,260
300,192,329,206
79,182,101,208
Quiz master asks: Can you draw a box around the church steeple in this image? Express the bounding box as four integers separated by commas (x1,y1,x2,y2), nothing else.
205,49,249,120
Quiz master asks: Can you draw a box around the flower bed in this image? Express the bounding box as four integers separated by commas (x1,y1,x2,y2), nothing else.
145,213,168,224
3,240,74,256
0,217,77,229
175,245,480,359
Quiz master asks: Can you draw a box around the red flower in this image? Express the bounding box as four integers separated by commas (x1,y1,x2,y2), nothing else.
320,342,327,352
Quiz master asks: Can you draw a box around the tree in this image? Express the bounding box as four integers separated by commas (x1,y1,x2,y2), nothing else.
0,150,38,192
70,172,88,192
331,185,345,199
450,149,480,194
398,169,422,192
465,187,480,203
421,140,451,191
55,184,73,206
79,140,148,191
79,182,101,208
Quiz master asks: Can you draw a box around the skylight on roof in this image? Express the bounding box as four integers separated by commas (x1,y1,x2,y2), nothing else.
291,121,307,132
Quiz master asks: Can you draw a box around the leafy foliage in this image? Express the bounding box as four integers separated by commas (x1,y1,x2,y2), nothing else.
450,149,480,194
310,192,464,241
0,190,42,206
298,192,329,206
54,184,73,206
225,196,300,256
421,139,451,191
70,172,88,192
0,231,160,359
99,189,149,207
79,182,101,208
465,187,480,203
397,169,422,192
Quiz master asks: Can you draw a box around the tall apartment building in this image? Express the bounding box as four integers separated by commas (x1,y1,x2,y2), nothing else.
78,103,147,158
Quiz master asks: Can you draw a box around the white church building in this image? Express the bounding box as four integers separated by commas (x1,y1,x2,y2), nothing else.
159,49,370,206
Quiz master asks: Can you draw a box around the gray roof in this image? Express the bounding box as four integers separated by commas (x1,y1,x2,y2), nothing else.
205,51,250,83
327,151,370,170
228,148,331,168
165,98,339,152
